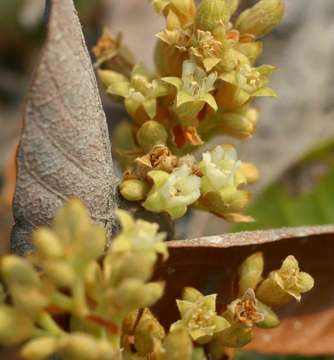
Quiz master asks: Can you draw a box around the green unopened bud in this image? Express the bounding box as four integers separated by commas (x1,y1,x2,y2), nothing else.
0,305,33,346
44,260,76,288
226,0,240,15
136,120,168,153
256,255,314,306
158,327,193,360
120,179,150,202
240,162,260,184
106,251,156,285
58,334,115,360
208,336,225,360
134,309,165,355
219,107,258,139
114,279,164,311
236,0,284,38
238,252,264,296
21,337,58,360
154,39,186,77
98,69,128,89
114,122,139,152
32,228,63,258
1,255,39,288
196,0,230,31
212,323,253,348
10,285,48,314
256,301,280,329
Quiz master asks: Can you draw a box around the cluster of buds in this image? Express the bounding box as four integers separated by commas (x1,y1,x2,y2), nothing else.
0,199,166,359
94,0,284,221
0,200,314,359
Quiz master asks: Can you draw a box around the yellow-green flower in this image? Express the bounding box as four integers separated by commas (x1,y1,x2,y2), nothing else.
112,210,167,259
225,289,264,328
220,63,276,105
197,146,251,219
171,289,229,344
189,30,223,72
107,65,169,120
256,255,315,306
162,60,217,125
143,165,201,219
199,145,246,193
156,10,192,51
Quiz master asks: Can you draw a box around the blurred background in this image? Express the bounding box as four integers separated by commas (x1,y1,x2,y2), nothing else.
0,1,334,357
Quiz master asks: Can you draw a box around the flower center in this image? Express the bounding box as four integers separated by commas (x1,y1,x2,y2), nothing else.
189,308,215,329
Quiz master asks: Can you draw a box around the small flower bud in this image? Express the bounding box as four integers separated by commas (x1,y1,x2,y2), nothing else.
157,327,193,360
136,120,168,153
105,251,156,285
44,260,77,288
120,179,150,202
240,162,260,184
112,209,167,259
208,336,225,360
134,309,165,355
256,255,315,306
0,305,33,346
154,39,186,77
226,0,240,15
218,107,258,139
114,279,165,312
212,323,253,348
236,0,284,38
32,228,63,258
21,337,58,360
1,255,39,288
10,285,48,314
98,69,128,89
196,0,231,31
58,334,115,360
256,301,280,329
238,252,264,296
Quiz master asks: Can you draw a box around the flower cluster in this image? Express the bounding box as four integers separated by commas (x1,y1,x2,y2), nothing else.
0,201,314,360
94,0,284,221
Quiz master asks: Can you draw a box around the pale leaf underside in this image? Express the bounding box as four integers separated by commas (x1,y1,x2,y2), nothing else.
11,0,118,255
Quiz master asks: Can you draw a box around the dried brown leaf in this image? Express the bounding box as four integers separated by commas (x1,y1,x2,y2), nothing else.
11,0,118,255
154,225,334,355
